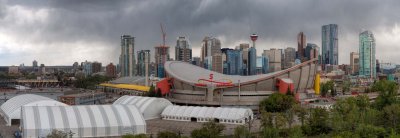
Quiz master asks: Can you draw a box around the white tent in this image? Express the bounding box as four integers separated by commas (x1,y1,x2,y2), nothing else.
21,105,146,138
161,105,253,125
113,95,172,120
0,94,67,126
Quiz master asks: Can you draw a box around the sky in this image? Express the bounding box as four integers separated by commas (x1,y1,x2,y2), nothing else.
0,0,400,66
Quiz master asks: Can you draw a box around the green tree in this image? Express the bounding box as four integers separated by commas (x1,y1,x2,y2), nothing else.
148,85,156,97
260,93,296,112
303,108,331,136
233,125,251,138
74,74,112,89
47,129,68,138
287,126,304,138
262,127,279,138
260,111,274,129
292,105,307,126
320,81,334,97
342,80,351,94
284,106,296,128
157,131,180,138
354,124,386,138
122,134,148,138
371,80,399,109
190,122,225,138
382,104,400,132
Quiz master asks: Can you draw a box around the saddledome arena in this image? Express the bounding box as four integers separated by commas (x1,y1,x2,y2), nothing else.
164,58,318,109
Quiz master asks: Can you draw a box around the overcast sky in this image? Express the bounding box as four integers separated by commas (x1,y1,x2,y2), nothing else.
0,0,400,66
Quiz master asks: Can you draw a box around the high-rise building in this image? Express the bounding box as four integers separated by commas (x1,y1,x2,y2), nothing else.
322,24,339,69
106,63,116,78
119,35,136,77
248,47,257,75
137,50,151,77
359,31,376,78
91,62,102,73
261,53,269,74
211,53,223,73
284,47,296,69
225,49,243,75
155,46,169,78
264,48,282,72
297,32,307,61
82,61,92,77
192,57,201,66
350,52,360,75
72,62,79,70
248,34,258,75
175,37,192,62
305,43,319,61
32,60,38,68
239,43,250,75
237,43,250,50
200,37,221,70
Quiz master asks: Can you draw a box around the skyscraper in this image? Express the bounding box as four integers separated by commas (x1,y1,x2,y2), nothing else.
137,50,151,77
284,47,296,69
106,63,116,78
32,60,38,68
119,35,136,77
225,49,243,75
212,53,223,73
264,48,282,72
175,36,192,62
297,32,307,61
91,62,102,73
200,37,221,70
305,43,319,61
322,24,339,69
248,47,257,75
350,52,359,75
82,61,92,77
192,57,201,66
261,53,269,74
238,43,250,75
359,31,376,78
248,34,258,75
155,46,170,78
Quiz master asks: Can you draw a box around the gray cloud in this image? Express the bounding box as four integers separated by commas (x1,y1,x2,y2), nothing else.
0,0,400,66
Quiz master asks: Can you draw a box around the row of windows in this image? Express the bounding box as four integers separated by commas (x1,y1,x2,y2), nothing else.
161,116,245,124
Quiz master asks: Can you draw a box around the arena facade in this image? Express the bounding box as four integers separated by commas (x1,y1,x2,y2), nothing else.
164,58,318,109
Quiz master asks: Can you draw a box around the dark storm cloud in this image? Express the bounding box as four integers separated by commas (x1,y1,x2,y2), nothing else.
1,0,400,65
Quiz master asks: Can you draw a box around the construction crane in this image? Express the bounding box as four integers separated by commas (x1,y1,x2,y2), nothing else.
160,23,166,47
159,23,167,64
156,23,168,78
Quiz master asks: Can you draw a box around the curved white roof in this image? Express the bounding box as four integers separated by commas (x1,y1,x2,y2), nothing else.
113,95,172,120
21,105,146,138
161,105,253,124
164,61,282,85
0,94,67,126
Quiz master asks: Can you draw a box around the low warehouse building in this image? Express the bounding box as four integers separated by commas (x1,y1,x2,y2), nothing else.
0,94,67,126
161,105,253,125
113,95,173,120
21,105,146,138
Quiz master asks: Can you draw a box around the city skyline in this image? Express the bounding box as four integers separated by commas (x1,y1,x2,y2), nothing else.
1,0,400,66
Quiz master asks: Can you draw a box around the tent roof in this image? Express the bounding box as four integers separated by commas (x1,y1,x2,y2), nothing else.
21,105,146,137
161,105,253,120
0,94,67,125
113,96,172,120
